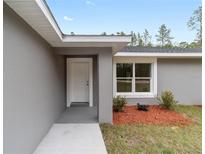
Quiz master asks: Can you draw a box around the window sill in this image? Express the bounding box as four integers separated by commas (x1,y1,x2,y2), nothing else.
116,93,156,98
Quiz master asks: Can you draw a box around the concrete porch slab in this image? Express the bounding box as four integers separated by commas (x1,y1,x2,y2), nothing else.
56,106,98,123
33,124,107,154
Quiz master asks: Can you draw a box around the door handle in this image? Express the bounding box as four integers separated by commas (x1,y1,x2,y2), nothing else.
86,81,89,86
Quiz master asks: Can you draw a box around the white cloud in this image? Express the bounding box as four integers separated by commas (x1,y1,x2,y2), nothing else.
63,16,74,21
85,0,95,6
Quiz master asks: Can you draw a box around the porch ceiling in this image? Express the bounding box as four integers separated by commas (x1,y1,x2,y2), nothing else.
4,0,131,51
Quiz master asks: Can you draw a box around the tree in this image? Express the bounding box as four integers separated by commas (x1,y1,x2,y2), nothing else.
176,41,201,48
101,32,107,35
188,41,201,48
130,31,153,47
70,32,75,35
155,24,174,47
147,42,152,47
143,29,152,46
187,6,202,46
116,31,126,36
136,33,143,46
178,42,189,48
130,31,137,46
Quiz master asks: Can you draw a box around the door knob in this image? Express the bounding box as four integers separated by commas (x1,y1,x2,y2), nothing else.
86,81,89,86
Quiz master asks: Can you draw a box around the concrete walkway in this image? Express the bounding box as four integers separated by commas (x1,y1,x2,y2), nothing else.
34,124,107,154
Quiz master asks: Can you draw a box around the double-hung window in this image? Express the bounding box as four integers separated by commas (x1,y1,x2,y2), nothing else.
115,59,157,97
116,63,133,92
135,64,151,92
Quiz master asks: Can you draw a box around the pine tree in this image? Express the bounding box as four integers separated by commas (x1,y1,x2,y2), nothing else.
117,31,126,36
130,31,137,46
137,33,143,46
155,24,174,47
187,6,202,46
143,29,152,46
101,32,107,35
70,32,75,35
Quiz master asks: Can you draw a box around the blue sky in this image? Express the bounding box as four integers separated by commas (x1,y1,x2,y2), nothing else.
46,0,201,44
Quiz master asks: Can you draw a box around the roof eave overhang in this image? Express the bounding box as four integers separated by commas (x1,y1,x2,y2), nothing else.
61,35,131,52
4,0,131,51
114,52,202,58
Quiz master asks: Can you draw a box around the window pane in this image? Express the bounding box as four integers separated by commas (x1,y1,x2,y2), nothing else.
135,64,151,77
135,79,150,92
117,79,132,92
117,63,133,77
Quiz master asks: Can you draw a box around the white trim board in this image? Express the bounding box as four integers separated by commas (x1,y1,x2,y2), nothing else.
36,0,62,40
114,52,202,58
66,58,93,107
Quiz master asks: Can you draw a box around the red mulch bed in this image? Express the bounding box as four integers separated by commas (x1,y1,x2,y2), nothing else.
113,105,192,126
194,105,202,108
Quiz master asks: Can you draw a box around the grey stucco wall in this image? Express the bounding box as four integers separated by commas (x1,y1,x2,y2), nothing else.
157,58,202,105
125,58,202,105
126,98,157,105
93,56,98,107
4,4,65,154
55,47,113,123
98,51,113,123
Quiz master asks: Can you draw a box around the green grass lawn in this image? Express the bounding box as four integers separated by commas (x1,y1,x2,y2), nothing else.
100,105,202,154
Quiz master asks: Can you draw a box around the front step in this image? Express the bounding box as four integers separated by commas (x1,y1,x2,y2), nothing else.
70,102,89,107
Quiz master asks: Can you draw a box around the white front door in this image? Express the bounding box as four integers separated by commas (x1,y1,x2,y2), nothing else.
67,58,93,107
71,62,89,102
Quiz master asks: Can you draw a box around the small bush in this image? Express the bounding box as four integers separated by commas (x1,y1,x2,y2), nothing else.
113,96,127,112
157,90,178,110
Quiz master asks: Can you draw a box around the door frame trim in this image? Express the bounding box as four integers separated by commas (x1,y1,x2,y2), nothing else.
67,58,93,107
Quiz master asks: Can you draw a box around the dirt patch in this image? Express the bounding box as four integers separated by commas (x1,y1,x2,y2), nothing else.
113,105,192,125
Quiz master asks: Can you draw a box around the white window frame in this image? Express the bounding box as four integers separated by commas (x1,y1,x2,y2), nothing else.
113,57,157,98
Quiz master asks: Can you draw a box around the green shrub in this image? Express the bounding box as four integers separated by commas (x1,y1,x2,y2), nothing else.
157,90,178,110
113,96,127,112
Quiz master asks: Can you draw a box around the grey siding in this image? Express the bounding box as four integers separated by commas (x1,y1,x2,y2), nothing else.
4,4,65,154
158,58,202,105
125,58,202,105
54,47,113,123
